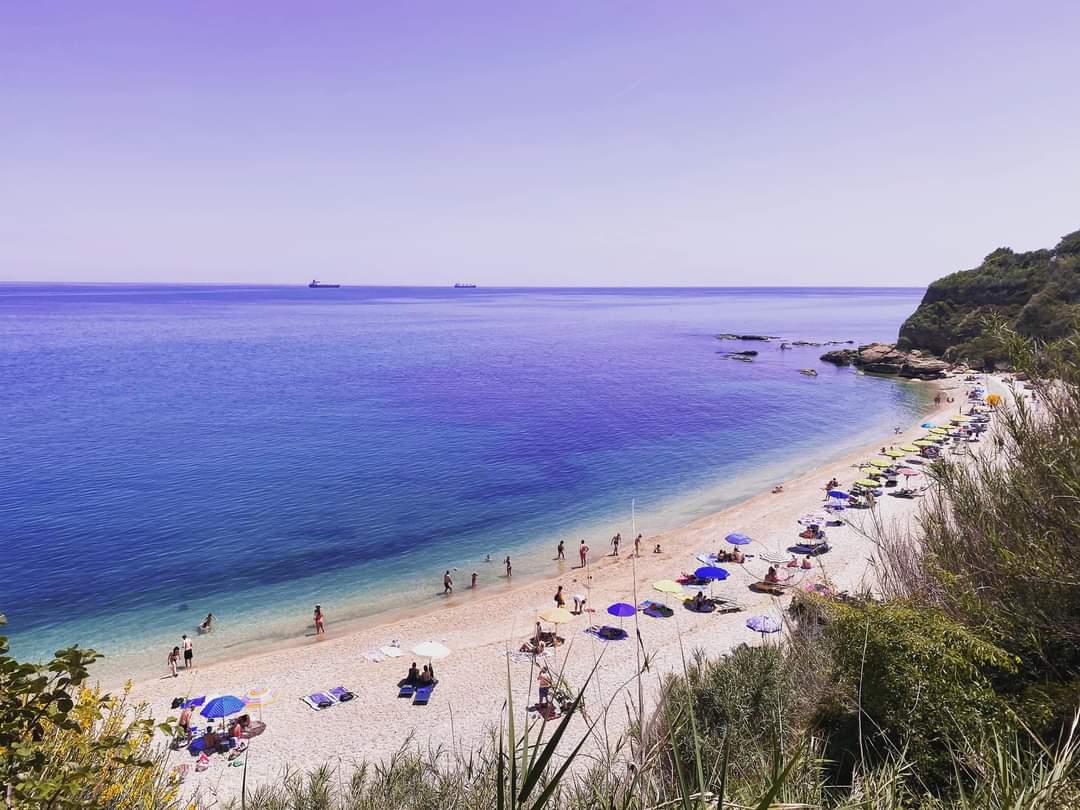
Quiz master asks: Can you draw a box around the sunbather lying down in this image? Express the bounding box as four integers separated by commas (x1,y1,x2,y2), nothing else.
519,639,547,655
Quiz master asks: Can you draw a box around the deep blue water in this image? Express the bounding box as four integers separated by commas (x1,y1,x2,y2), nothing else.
0,285,930,676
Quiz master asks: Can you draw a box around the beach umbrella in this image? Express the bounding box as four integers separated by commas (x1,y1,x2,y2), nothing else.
798,514,828,526
899,468,920,477
884,449,906,458
653,579,684,595
920,422,936,429
746,615,782,641
869,459,892,468
244,687,276,707
930,427,950,435
412,640,451,660
855,479,880,488
244,686,276,722
694,565,729,581
605,601,636,632
200,695,246,721
726,533,753,546
538,607,573,625
826,489,849,500
913,439,935,447
899,445,919,453
859,468,881,478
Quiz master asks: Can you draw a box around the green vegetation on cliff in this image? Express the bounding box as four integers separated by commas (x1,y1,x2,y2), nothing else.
898,228,1080,365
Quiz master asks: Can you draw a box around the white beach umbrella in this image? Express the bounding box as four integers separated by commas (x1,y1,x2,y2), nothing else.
412,640,451,660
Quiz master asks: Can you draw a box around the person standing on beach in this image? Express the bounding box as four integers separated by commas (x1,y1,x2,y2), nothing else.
443,570,453,594
471,571,478,588
611,533,620,556
634,534,642,556
579,540,589,568
556,540,565,561
313,604,325,636
554,585,565,608
167,646,180,677
181,634,193,669
505,556,512,578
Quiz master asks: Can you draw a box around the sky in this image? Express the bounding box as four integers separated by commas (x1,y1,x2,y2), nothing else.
2,1,1079,286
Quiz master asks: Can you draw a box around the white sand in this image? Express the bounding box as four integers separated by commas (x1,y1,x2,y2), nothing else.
129,379,990,804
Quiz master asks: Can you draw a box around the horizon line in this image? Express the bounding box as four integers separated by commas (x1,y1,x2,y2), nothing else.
0,280,928,291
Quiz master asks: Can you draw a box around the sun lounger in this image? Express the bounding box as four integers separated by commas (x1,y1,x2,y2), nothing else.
329,686,356,702
413,684,435,705
301,692,336,711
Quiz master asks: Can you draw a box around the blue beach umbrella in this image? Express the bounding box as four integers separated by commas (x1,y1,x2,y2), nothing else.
725,533,752,546
827,489,849,500
694,566,729,581
920,422,936,429
200,695,246,720
606,601,636,631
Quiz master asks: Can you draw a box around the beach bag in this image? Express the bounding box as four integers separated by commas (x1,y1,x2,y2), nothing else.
337,691,355,702
171,697,184,709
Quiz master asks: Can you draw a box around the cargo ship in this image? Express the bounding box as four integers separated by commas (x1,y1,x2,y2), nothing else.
308,280,341,288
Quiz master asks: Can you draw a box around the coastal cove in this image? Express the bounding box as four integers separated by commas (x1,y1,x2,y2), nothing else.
0,285,935,682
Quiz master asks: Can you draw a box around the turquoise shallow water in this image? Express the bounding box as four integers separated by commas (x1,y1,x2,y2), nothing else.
0,285,931,679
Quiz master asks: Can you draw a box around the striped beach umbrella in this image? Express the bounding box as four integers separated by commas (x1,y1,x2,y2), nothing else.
244,687,276,708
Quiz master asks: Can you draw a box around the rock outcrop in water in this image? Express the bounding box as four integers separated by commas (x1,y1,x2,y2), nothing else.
896,227,1080,366
820,342,950,379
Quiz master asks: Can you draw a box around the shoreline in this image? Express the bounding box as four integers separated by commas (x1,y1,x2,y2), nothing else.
126,375,981,803
89,375,937,688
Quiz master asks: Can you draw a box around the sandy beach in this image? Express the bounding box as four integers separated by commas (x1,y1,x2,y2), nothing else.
129,376,990,805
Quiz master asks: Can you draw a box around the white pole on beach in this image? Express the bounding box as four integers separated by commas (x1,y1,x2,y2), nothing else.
630,497,645,800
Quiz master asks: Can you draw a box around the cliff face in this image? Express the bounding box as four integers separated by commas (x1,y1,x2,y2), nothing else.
897,229,1080,366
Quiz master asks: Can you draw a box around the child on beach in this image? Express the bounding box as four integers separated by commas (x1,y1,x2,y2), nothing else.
167,646,180,677
471,572,477,588
556,540,565,560
554,585,565,608
313,604,325,636
611,533,620,556
443,570,453,594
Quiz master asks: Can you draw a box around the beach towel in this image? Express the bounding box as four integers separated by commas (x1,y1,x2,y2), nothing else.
380,645,403,658
363,650,386,663
329,686,356,702
301,692,336,711
398,684,416,698
182,695,206,709
506,649,552,664
413,685,435,705
585,625,628,642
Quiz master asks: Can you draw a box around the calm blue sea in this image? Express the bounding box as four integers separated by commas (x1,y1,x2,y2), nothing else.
0,285,930,679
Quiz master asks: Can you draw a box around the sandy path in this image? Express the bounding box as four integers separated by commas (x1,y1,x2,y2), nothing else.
129,377,989,805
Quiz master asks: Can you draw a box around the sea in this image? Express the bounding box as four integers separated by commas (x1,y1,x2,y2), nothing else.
0,284,933,681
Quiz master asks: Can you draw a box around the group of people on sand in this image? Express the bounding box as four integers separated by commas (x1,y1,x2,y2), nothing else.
403,661,436,686
166,619,207,676
716,547,746,564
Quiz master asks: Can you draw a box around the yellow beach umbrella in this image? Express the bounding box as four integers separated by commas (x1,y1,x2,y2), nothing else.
869,459,892,468
899,444,919,453
884,449,906,458
930,427,950,435
538,607,573,624
855,479,880,488
653,579,685,595
914,439,935,447
950,415,970,423
859,467,881,478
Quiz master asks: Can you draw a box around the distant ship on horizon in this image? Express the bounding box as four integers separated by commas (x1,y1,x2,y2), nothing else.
308,279,341,288
453,282,477,289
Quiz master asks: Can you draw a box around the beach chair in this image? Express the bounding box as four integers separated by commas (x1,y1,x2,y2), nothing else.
413,684,435,705
301,692,336,711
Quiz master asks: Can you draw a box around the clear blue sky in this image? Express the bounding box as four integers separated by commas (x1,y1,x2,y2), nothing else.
2,1,1078,286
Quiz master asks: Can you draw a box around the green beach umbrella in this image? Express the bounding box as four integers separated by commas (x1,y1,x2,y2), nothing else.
855,479,880,488
869,459,892,468
899,444,919,453
884,449,906,458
